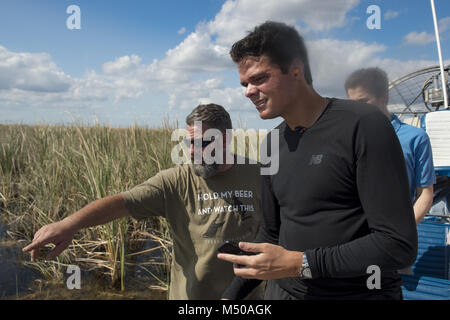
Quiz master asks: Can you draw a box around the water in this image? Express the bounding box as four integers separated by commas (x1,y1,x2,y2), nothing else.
0,241,42,299
0,218,41,298
0,219,168,299
0,218,7,240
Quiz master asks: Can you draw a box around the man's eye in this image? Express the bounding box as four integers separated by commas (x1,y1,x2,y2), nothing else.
254,76,267,84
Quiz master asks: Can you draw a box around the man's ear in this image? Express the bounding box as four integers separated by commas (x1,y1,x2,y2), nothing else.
290,61,305,79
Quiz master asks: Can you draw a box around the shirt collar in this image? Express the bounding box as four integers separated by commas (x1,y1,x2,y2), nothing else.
390,114,402,133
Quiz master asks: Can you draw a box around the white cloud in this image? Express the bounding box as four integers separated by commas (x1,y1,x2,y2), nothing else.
307,39,386,96
102,55,141,74
0,48,166,108
403,31,435,46
74,57,188,103
384,10,399,20
311,38,445,99
158,0,360,75
208,0,360,46
166,77,251,112
439,16,450,32
161,31,233,73
0,46,71,93
178,27,187,35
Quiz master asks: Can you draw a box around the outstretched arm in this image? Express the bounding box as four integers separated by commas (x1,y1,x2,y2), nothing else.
22,194,130,261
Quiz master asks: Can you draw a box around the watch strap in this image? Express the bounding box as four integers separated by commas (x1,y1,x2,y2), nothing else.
299,252,312,279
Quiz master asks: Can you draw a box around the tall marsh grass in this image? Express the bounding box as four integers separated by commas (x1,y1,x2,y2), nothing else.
0,122,177,293
0,121,266,296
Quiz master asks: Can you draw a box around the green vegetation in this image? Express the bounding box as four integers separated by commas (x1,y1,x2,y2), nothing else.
0,122,176,297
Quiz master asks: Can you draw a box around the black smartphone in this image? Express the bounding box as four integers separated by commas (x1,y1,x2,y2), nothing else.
218,241,256,255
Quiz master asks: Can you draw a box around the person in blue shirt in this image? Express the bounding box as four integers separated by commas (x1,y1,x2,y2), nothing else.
346,67,436,225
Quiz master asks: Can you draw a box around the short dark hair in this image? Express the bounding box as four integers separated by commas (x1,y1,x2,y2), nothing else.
186,103,232,133
230,21,313,85
345,67,389,100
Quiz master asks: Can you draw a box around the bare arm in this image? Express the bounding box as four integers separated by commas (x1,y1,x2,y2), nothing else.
22,194,130,261
413,185,434,225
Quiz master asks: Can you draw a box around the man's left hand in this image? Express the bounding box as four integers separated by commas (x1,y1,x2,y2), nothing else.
217,242,303,280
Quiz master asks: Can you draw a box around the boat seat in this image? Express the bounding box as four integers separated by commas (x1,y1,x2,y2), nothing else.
421,110,450,177
422,110,450,216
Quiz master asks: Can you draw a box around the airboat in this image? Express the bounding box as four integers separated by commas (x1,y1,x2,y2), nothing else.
387,59,449,300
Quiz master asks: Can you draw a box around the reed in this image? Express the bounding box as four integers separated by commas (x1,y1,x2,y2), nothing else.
0,123,175,292
0,121,262,296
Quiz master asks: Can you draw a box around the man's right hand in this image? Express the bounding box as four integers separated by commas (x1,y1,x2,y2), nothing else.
22,220,76,261
21,194,130,262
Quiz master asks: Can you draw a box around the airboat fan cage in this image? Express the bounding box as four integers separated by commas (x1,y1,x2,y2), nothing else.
388,65,450,125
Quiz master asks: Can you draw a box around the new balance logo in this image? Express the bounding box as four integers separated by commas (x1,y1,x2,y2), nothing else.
309,154,323,165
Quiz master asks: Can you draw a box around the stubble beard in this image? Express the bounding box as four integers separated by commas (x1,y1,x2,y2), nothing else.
257,100,280,120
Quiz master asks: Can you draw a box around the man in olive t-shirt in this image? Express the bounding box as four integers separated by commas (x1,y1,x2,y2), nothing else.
23,103,261,300
122,159,260,299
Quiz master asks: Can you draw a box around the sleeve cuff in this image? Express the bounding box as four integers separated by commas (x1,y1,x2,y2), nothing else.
304,250,320,279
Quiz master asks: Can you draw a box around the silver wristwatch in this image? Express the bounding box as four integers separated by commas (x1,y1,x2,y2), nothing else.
299,252,312,279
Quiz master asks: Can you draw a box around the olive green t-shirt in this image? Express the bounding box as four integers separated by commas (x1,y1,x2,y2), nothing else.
121,161,261,300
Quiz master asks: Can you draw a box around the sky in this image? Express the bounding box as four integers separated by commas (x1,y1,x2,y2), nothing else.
0,0,449,130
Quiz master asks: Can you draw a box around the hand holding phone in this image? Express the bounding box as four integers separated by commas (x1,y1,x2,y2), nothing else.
218,241,257,256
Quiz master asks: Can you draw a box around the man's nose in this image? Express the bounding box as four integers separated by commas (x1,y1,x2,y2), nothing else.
245,83,258,98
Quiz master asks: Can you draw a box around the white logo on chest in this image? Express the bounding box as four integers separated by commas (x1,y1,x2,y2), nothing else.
309,154,323,165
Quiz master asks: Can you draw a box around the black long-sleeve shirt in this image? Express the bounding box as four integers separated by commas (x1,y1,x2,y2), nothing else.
223,98,418,299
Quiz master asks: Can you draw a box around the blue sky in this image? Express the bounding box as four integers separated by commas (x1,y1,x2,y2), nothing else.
0,0,449,129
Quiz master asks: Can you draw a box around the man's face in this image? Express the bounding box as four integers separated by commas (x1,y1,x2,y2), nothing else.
347,86,385,110
186,124,223,179
238,55,297,119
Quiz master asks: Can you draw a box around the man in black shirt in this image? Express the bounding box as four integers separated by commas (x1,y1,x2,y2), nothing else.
218,21,418,299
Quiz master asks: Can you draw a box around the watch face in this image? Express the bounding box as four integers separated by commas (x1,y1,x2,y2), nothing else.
302,268,312,278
